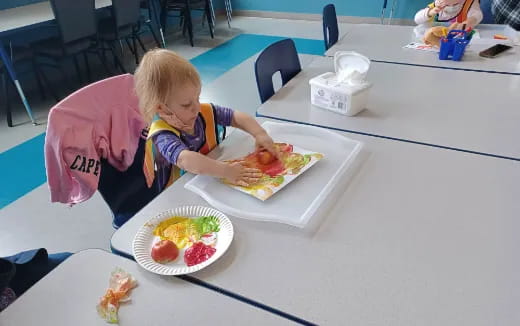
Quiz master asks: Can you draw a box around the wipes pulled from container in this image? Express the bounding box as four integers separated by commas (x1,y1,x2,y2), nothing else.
309,51,372,116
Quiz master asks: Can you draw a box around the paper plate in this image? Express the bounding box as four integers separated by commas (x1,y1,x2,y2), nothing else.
133,206,233,275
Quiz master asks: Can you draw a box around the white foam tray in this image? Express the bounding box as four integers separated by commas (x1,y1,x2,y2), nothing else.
184,121,363,227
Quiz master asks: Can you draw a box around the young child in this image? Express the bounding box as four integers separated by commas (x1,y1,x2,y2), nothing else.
134,49,277,191
415,0,483,29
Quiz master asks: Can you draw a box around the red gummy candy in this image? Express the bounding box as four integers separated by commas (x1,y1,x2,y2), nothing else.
184,242,217,267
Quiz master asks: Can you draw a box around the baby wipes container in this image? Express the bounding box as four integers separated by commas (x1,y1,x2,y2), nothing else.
309,51,372,116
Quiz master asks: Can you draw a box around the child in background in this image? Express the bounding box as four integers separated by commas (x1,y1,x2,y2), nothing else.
415,0,483,30
135,49,277,191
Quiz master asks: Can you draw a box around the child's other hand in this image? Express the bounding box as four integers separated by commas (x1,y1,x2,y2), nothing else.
224,162,262,187
255,132,278,158
428,6,442,17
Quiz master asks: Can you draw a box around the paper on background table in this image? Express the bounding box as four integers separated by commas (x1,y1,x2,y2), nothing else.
403,42,439,52
185,121,363,227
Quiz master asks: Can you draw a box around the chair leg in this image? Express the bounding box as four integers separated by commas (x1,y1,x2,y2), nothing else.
160,2,168,35
206,1,214,38
83,52,92,83
2,73,13,127
97,48,112,75
146,22,161,48
149,0,166,47
34,62,59,102
34,63,46,101
72,54,82,85
132,36,139,64
182,13,188,37
58,63,72,94
185,8,194,46
137,35,147,53
110,43,120,70
208,0,216,27
109,43,126,73
225,0,232,28
118,40,125,58
125,38,136,54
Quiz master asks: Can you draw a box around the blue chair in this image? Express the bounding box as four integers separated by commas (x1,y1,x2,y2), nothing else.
323,4,339,50
479,0,495,24
254,39,301,103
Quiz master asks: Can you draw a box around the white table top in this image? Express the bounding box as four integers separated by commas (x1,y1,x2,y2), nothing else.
0,249,291,326
257,56,520,160
111,124,520,325
326,24,520,75
0,0,111,34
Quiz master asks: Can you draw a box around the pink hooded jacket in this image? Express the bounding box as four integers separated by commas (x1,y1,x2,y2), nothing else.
45,74,147,204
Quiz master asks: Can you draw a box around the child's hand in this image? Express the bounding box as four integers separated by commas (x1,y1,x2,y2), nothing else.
223,162,262,187
255,132,278,158
428,6,442,17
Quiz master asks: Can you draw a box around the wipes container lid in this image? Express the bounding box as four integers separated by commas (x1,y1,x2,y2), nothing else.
334,51,371,86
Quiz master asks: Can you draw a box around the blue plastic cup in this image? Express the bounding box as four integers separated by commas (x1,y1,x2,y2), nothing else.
452,39,469,61
439,38,453,60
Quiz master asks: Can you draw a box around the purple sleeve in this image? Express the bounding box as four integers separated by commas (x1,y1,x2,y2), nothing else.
153,131,188,165
213,104,234,126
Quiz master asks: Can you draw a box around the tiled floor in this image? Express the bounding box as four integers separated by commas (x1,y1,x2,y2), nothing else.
0,16,352,256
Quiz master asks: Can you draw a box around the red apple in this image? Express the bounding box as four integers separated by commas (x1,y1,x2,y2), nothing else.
256,150,276,165
151,240,179,263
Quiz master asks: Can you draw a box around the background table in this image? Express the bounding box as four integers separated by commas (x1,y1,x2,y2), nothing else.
0,249,292,326
326,24,520,75
0,1,109,34
111,123,520,325
257,56,520,160
0,0,112,124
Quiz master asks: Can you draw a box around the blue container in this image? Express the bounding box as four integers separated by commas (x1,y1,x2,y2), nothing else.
452,39,470,61
438,30,470,61
439,38,454,60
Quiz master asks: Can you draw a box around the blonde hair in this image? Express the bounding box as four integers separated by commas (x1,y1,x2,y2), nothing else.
134,49,201,123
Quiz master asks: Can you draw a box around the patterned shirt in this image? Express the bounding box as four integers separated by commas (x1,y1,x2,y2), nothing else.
152,104,234,189
492,0,520,30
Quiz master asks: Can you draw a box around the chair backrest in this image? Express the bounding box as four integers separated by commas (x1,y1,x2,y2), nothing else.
323,4,339,50
479,0,494,24
112,0,142,29
50,0,97,44
254,39,302,104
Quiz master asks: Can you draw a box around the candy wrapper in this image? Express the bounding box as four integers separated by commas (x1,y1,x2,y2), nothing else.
97,267,137,323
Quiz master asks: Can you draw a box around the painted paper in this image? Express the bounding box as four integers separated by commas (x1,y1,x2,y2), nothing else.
223,143,323,201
